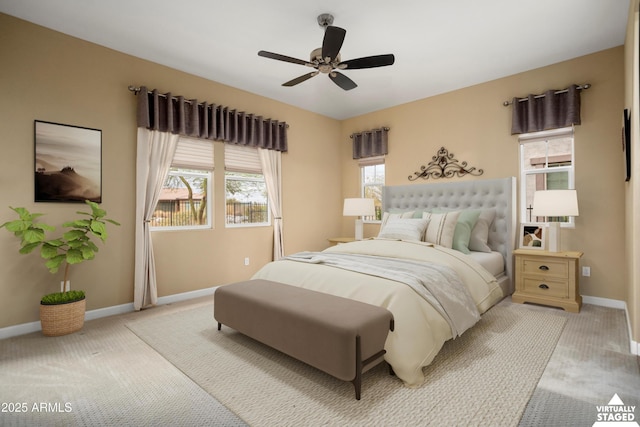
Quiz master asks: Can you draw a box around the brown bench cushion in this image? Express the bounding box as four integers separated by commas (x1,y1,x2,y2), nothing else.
214,279,394,389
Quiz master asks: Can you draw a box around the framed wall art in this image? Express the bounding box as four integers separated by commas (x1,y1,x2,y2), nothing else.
519,223,545,250
34,120,102,203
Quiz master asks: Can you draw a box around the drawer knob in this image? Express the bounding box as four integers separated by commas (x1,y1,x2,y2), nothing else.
539,265,550,271
539,284,549,289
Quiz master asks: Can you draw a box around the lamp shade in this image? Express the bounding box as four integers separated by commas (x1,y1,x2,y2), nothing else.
343,198,375,217
531,190,579,217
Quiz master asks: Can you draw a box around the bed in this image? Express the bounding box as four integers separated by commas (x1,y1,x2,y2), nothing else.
252,177,516,387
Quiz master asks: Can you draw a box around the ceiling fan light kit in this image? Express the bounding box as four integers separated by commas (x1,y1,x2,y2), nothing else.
258,13,395,91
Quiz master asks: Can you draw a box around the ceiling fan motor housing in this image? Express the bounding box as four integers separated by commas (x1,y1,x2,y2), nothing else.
310,48,340,73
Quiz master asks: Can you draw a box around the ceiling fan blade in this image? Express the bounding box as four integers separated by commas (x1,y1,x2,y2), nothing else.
282,72,319,87
329,72,357,91
321,26,346,61
258,50,314,67
339,54,395,69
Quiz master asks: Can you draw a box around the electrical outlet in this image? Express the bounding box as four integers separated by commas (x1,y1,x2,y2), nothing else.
582,266,591,277
244,257,250,266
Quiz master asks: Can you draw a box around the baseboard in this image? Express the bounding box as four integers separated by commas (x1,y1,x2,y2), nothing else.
582,295,638,356
0,286,218,341
156,286,217,305
3,289,637,356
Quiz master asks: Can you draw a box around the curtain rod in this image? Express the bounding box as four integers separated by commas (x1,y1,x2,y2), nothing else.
502,84,591,106
128,85,289,128
350,127,390,139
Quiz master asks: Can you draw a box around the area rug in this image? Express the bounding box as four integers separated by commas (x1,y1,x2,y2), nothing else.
126,300,567,427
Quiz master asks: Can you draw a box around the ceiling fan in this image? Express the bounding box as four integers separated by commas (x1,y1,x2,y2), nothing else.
258,13,395,91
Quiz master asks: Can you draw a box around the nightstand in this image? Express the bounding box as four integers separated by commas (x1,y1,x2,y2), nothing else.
512,249,583,313
327,237,356,246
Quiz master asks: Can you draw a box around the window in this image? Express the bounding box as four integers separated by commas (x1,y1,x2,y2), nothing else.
225,145,270,227
151,137,213,230
360,156,385,221
519,127,575,225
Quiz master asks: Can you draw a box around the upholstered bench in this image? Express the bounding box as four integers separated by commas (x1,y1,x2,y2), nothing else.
214,279,394,400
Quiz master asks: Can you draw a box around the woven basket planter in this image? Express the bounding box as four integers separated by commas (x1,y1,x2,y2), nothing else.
40,298,86,337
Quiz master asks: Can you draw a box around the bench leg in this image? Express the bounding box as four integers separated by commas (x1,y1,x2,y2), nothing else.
352,335,362,400
352,336,388,400
217,322,222,331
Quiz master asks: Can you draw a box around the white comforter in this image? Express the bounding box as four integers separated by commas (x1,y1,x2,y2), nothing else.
252,238,504,387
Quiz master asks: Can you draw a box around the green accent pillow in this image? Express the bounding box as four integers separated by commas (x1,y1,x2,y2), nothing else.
432,209,481,254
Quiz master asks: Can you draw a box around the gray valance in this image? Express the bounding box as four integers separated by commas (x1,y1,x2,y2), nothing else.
351,127,389,159
510,84,581,135
135,86,288,152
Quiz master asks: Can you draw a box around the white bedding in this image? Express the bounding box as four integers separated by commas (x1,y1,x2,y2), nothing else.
467,250,505,277
251,238,504,387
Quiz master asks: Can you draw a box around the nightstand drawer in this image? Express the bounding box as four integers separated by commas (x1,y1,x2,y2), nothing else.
522,258,568,278
522,277,568,298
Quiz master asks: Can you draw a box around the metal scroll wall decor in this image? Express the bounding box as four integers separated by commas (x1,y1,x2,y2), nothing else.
408,147,484,181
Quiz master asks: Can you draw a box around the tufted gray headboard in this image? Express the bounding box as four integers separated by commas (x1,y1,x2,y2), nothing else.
382,177,516,295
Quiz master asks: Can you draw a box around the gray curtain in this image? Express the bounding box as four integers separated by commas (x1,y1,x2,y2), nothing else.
352,128,389,159
136,86,288,151
511,85,581,134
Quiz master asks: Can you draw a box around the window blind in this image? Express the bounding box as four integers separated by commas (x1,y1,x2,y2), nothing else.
357,155,385,167
171,137,214,171
225,144,262,173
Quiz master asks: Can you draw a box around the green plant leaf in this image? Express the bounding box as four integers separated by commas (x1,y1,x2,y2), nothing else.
3,220,30,232
45,238,65,247
40,243,59,259
86,201,106,218
63,219,91,228
65,248,86,264
90,221,107,240
32,223,55,232
67,237,88,248
63,229,86,241
19,242,41,254
80,246,95,260
22,228,45,243
45,255,66,273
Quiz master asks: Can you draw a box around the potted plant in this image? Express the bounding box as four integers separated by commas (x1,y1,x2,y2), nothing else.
1,200,119,336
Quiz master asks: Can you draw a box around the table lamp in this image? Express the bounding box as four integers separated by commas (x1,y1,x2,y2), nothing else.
531,189,579,252
343,198,375,240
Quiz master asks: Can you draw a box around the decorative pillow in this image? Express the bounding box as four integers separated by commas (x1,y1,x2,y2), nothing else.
377,218,430,241
469,209,496,253
422,211,460,248
453,210,481,254
430,209,481,254
380,211,415,229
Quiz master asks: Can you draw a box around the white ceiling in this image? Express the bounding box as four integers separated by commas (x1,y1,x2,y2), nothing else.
0,0,629,120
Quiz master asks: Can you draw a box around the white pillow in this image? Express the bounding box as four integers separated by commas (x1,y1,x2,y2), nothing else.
377,218,430,241
469,209,496,253
422,211,461,248
380,211,415,229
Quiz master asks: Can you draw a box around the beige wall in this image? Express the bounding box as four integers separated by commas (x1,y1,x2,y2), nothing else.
341,47,627,305
0,14,342,328
0,12,635,344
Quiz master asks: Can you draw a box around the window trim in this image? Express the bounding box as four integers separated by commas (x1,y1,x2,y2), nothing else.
360,160,385,223
224,145,270,228
518,127,576,228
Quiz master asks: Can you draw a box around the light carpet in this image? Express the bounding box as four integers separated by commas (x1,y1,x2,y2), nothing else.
126,299,567,427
